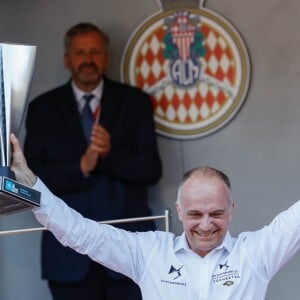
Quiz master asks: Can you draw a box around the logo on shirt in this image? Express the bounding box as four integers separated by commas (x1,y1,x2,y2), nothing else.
223,280,234,287
219,260,229,271
160,264,187,287
169,264,184,280
212,261,240,287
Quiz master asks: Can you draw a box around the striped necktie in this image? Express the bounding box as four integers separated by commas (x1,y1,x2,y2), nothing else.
81,94,94,141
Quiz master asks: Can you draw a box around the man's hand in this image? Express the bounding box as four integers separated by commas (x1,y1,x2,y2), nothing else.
80,123,111,174
10,133,37,187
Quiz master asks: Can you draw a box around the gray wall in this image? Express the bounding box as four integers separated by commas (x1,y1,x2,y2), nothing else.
1,0,300,299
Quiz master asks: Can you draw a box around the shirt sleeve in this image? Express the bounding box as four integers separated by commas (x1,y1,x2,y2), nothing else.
32,178,149,282
240,200,300,280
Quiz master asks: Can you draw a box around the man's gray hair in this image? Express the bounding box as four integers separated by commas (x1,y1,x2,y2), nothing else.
64,22,109,54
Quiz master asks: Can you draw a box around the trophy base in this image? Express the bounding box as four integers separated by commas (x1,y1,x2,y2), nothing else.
0,176,40,215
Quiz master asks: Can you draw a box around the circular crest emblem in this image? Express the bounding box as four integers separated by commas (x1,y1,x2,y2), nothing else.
121,7,251,139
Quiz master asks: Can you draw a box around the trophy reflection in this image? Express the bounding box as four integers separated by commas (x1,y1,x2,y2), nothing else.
0,43,40,215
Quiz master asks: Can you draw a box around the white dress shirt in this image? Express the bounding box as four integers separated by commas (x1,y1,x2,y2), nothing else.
33,178,300,300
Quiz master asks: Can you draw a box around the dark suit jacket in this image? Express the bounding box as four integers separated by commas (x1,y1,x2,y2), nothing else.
24,77,162,282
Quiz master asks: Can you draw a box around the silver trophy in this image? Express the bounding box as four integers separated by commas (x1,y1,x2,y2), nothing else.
0,43,40,215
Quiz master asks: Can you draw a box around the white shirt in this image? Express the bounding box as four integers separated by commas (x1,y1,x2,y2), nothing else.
33,178,300,300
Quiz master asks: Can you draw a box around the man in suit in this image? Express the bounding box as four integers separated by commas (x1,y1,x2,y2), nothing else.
24,22,162,300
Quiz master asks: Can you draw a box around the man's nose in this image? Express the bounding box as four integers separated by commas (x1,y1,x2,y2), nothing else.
198,215,211,230
83,52,93,61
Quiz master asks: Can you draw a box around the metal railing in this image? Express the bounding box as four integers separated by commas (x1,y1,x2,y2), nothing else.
0,209,171,236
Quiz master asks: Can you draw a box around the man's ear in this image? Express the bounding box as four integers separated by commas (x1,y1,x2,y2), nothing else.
176,202,183,222
229,201,235,221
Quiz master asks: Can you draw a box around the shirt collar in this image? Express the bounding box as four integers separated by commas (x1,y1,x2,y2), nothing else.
71,80,104,112
174,231,234,254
